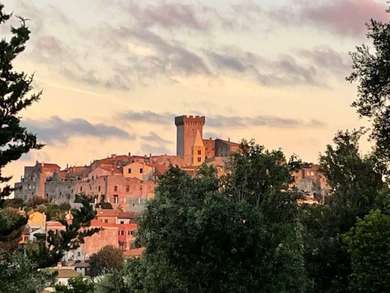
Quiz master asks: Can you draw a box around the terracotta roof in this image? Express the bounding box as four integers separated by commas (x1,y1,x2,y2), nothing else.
96,209,121,217
41,163,61,170
55,268,79,279
124,247,144,258
90,219,137,229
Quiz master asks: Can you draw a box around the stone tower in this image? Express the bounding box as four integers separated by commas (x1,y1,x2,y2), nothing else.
175,115,206,166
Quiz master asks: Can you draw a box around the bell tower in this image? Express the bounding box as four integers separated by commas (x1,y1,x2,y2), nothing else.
175,115,205,166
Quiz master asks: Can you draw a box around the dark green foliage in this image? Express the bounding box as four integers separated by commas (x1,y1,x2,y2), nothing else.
0,4,43,201
96,201,113,209
320,130,386,221
3,198,24,208
347,20,390,162
342,209,390,292
133,144,308,292
0,207,27,251
89,245,124,277
303,130,389,292
38,202,71,221
224,139,301,206
0,3,42,251
0,251,54,292
55,276,95,293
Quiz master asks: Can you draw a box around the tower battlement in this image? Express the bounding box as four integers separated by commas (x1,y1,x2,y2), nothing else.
175,115,205,126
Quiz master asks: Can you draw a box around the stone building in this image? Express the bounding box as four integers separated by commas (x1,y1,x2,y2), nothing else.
291,163,330,202
14,162,60,201
45,210,140,259
122,161,154,181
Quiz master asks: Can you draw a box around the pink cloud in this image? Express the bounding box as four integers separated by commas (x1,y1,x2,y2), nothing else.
300,0,389,36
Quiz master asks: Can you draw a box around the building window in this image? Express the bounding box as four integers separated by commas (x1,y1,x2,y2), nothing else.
120,221,124,224
104,219,108,223
140,168,143,174
198,157,202,162
198,150,201,155
120,230,124,236
126,186,129,192
80,187,83,192
114,186,118,192
113,195,119,204
98,186,101,192
128,168,131,174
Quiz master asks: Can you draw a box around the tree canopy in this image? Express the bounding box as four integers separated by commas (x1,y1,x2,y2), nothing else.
132,142,308,293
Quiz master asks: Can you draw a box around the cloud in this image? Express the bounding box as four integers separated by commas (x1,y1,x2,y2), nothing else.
298,46,352,74
119,2,210,31
274,0,388,36
139,143,171,155
120,111,325,129
120,111,174,124
125,27,211,76
206,49,321,87
6,0,360,92
31,35,132,91
140,132,172,145
207,114,325,129
24,116,133,143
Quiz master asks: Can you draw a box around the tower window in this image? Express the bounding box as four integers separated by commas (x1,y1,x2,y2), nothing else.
114,186,118,192
113,195,119,204
198,150,201,155
140,168,143,174
198,157,202,162
128,168,131,174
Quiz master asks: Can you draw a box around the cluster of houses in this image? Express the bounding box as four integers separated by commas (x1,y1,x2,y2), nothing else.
13,115,329,285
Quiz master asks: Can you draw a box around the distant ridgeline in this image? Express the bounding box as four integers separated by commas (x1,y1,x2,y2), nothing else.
14,115,329,211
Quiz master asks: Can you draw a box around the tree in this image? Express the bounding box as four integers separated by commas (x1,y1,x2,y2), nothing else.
0,207,26,251
134,143,308,292
347,20,390,163
0,251,54,292
55,276,95,293
223,139,300,206
0,3,42,251
0,4,42,202
320,129,386,222
96,201,113,209
27,195,100,268
302,130,388,292
89,245,124,277
342,209,390,292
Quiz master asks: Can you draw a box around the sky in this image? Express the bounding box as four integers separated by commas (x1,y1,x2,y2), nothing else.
2,0,390,184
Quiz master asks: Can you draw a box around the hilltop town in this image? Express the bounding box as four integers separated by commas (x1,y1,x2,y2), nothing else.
15,115,328,210
12,115,329,272
1,0,389,290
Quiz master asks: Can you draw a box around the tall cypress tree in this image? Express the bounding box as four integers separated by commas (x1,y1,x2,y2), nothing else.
0,4,42,202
